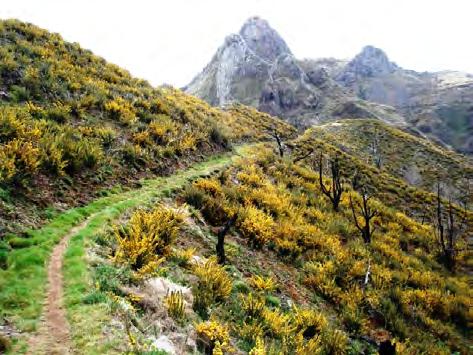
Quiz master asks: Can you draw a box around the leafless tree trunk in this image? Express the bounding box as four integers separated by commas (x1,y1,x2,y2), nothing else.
292,148,314,164
319,154,343,212
369,129,383,169
434,183,459,271
349,189,378,243
351,168,362,192
216,214,238,265
270,130,284,157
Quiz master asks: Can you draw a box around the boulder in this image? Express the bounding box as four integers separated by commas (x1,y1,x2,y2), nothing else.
152,335,176,354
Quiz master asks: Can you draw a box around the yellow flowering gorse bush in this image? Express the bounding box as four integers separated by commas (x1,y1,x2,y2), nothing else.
183,148,471,353
113,205,183,276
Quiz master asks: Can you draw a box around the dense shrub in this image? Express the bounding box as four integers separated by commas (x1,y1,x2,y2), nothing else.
164,290,185,321
121,143,148,167
148,114,178,145
192,258,232,318
239,205,274,249
113,206,183,276
0,138,40,185
46,102,71,123
209,123,230,148
195,320,232,354
104,97,137,126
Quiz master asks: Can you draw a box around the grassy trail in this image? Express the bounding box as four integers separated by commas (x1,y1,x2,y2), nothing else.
27,216,96,354
0,144,254,353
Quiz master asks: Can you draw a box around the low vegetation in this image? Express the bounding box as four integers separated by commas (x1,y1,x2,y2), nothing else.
180,146,471,353
113,206,183,277
0,150,240,352
0,19,234,236
69,142,470,353
222,104,297,142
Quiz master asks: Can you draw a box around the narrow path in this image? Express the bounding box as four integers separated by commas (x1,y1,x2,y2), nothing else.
27,217,93,354
5,144,256,353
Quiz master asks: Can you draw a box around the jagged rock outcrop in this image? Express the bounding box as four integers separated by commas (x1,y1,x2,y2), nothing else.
326,46,473,153
185,17,405,128
186,18,473,153
185,17,290,108
239,16,292,61
337,45,398,83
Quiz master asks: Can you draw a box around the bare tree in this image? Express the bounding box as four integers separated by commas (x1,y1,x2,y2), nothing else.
270,130,284,158
458,177,473,211
349,189,378,243
319,154,343,212
369,128,383,169
216,213,238,265
351,168,362,192
433,183,465,271
292,148,314,164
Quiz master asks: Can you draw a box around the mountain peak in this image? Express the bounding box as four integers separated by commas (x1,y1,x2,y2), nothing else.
239,16,269,31
358,45,393,64
238,16,292,61
341,45,398,80
360,45,388,57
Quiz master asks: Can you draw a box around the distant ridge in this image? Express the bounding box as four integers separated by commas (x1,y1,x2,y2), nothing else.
186,18,473,154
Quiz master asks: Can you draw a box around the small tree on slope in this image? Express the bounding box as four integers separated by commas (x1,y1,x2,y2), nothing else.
349,188,378,244
319,154,343,212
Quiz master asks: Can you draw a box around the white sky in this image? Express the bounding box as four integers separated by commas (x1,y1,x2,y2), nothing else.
1,0,472,87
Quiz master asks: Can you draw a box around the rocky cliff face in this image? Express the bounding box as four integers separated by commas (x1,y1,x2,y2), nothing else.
185,17,405,128
337,45,399,83
238,17,292,62
185,17,473,153
326,46,473,153
185,17,290,108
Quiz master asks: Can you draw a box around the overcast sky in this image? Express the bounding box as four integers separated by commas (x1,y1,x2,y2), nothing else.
1,0,472,87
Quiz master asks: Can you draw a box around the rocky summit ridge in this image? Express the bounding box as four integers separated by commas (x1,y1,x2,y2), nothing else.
337,45,399,83
238,17,292,62
185,17,405,128
186,17,473,154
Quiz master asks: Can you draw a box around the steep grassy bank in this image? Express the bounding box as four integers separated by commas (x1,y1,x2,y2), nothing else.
0,19,234,236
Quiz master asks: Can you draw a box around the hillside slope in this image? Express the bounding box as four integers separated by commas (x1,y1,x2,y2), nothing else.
308,119,473,194
173,146,472,353
0,146,250,354
0,20,284,237
289,130,473,227
73,143,471,354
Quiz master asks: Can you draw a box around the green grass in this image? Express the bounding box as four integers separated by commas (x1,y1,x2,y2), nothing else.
63,212,127,354
0,145,252,354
